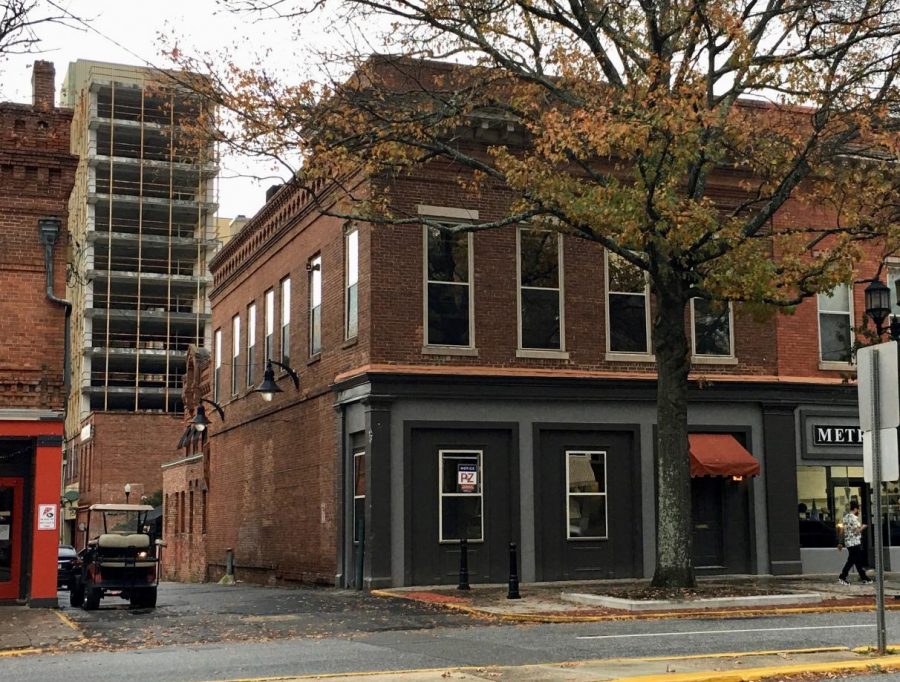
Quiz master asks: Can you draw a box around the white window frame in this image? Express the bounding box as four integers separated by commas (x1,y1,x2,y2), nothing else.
438,449,484,544
309,255,322,356
264,289,275,364
422,224,475,351
213,328,222,403
565,450,608,541
604,249,652,359
281,276,291,368
345,228,359,340
690,299,736,363
246,302,256,387
516,227,566,357
231,314,240,396
817,283,854,369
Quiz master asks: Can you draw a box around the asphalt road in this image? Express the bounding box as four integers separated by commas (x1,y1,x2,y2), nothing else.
6,583,900,682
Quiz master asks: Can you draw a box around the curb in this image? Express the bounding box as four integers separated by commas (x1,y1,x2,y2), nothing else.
370,589,900,623
623,654,900,681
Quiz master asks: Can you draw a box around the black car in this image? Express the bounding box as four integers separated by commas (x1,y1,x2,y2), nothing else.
57,545,80,590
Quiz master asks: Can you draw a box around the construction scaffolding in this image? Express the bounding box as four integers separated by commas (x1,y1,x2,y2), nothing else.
64,60,218,427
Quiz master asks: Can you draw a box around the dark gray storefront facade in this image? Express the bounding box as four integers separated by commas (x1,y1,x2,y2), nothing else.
333,373,860,588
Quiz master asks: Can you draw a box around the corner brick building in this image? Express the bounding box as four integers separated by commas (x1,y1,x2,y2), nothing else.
164,59,891,587
0,61,77,605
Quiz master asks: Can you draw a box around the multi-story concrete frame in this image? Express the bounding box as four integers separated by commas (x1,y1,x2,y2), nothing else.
63,61,217,513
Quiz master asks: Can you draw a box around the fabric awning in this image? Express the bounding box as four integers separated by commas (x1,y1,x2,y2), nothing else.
689,434,760,478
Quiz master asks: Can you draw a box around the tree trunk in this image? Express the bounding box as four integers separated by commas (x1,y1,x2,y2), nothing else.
650,278,695,588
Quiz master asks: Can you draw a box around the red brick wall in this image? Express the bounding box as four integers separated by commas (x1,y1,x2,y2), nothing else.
161,456,207,582
77,412,184,508
0,70,77,411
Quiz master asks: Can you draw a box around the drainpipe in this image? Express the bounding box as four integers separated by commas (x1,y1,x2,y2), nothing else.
38,217,72,411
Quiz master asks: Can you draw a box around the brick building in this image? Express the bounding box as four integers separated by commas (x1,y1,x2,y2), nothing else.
163,60,890,588
0,61,78,605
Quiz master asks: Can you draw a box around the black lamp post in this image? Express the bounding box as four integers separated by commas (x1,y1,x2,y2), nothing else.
865,279,900,340
254,359,300,402
124,483,131,504
191,398,225,432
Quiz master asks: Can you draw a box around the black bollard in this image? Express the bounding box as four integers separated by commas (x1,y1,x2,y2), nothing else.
457,538,470,590
507,542,521,599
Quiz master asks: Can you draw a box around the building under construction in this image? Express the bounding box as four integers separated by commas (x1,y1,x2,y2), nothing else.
63,60,218,520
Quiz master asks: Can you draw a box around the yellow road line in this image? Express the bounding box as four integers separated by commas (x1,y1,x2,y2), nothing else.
54,610,81,631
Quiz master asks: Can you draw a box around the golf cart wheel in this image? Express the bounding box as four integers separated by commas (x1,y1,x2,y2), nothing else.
131,586,157,608
83,586,101,611
69,581,84,607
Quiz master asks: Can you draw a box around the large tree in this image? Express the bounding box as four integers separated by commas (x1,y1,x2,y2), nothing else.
0,1,70,59
175,0,900,586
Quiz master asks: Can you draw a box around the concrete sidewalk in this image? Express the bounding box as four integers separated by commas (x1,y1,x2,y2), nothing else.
0,605,83,654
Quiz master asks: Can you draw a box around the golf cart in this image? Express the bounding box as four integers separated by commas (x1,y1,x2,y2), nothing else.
70,504,160,610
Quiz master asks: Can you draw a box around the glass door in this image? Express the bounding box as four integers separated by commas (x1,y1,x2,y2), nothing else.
0,478,23,600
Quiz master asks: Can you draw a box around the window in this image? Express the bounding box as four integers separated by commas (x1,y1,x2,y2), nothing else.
281,277,291,367
264,289,275,364
309,256,322,355
606,251,649,354
797,465,864,547
818,284,852,363
346,229,359,339
438,450,483,542
213,328,222,402
518,228,562,350
246,303,256,387
566,451,607,540
353,449,365,543
231,315,240,396
425,225,472,346
691,299,733,357
889,267,900,317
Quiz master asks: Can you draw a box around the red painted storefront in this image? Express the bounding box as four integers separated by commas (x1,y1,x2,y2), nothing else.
0,421,63,606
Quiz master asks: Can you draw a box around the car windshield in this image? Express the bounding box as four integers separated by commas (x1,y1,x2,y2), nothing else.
94,510,145,535
58,546,77,558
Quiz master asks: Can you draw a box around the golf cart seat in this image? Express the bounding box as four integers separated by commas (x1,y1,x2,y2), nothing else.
97,533,150,549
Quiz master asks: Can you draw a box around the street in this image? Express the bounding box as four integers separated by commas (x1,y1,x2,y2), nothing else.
3,583,899,681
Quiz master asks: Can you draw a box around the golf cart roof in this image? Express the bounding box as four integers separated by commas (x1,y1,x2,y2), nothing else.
88,504,154,512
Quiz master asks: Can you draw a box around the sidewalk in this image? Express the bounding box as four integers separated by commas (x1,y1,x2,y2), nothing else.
0,605,83,654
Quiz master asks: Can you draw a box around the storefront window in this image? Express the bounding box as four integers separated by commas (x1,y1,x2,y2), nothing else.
439,450,483,543
797,465,863,547
566,451,607,539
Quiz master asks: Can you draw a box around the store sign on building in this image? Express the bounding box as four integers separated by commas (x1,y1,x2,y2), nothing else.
812,425,864,446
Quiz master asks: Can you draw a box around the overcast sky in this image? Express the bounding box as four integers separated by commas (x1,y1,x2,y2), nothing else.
1,0,312,220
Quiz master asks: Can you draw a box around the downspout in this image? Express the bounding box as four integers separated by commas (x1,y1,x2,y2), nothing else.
39,217,72,415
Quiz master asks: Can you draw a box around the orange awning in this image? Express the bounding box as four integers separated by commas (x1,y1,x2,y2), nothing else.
689,434,760,478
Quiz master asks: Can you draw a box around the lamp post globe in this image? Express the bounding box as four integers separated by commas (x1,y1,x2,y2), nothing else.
191,404,210,432
865,279,892,332
254,360,282,402
124,483,131,504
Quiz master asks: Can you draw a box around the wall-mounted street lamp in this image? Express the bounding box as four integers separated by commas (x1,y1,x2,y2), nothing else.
191,397,226,432
253,359,300,402
124,483,131,504
865,279,900,341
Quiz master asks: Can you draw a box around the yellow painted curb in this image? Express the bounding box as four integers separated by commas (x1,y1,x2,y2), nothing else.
622,654,900,681
54,610,81,632
0,647,43,658
371,589,900,623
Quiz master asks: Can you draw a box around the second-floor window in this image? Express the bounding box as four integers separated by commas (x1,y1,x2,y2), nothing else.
213,328,222,402
309,256,322,356
281,277,291,367
691,299,733,357
346,229,359,339
247,302,256,387
818,284,852,363
606,251,649,354
264,289,275,364
425,225,472,347
231,314,240,395
518,228,563,350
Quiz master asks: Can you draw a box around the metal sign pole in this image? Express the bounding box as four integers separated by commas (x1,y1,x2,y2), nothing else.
872,348,887,654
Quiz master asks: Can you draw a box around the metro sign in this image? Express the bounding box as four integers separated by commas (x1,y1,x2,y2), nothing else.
813,425,864,446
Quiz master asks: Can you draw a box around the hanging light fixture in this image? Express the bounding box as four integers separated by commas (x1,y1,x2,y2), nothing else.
254,359,300,402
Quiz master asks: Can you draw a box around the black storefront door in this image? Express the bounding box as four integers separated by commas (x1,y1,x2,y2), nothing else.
692,477,725,568
409,427,515,586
